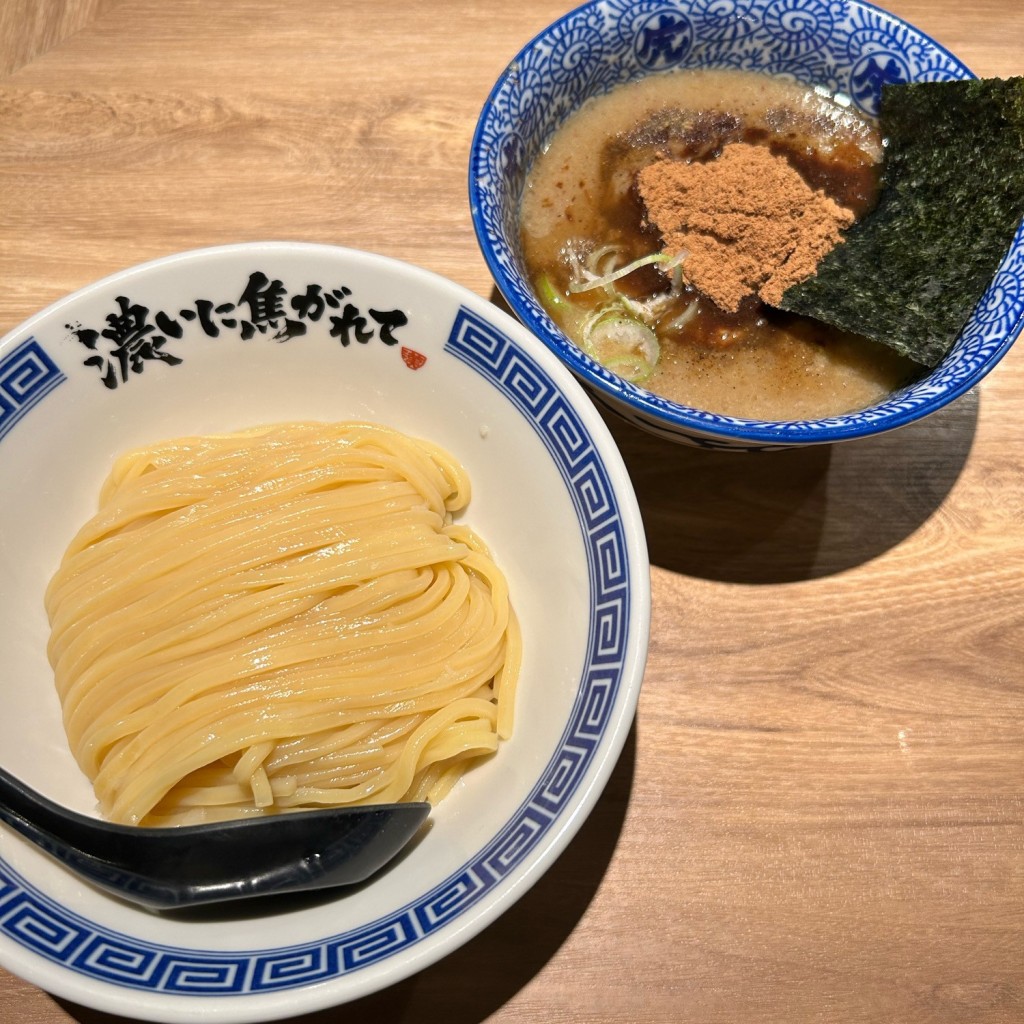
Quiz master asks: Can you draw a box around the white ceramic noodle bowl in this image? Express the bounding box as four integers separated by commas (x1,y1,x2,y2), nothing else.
0,242,649,1022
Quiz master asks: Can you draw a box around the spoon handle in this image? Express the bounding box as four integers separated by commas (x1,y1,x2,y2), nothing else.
0,765,120,872
0,764,432,909
0,764,89,836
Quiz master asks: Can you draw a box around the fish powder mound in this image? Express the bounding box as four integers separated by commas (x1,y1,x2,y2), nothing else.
637,142,856,312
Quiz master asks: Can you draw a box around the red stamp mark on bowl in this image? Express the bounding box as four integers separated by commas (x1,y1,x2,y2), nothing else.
401,347,427,370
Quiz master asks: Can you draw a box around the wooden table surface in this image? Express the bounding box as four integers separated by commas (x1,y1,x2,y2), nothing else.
2,1,1022,1022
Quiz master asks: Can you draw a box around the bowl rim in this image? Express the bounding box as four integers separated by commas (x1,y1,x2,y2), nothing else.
468,0,1023,445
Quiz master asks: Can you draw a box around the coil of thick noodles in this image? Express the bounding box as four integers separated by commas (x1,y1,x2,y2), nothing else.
45,421,519,826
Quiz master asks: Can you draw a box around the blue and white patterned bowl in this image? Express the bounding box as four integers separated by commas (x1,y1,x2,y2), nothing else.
470,0,1024,450
0,242,648,1021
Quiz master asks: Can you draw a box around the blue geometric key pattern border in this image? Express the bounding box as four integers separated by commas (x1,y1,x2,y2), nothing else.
0,304,632,996
0,338,64,443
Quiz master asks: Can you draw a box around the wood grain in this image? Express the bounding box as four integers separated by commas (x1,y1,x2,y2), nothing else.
1,2,1023,1023
0,0,115,77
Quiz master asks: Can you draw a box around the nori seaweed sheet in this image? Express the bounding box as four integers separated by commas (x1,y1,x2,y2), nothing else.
778,77,1024,368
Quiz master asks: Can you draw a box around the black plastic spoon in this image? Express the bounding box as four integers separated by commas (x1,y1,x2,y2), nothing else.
0,765,429,910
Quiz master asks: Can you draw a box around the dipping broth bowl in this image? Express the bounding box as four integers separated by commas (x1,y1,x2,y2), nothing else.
469,0,1024,450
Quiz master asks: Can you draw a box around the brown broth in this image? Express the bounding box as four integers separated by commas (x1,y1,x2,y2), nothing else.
519,68,921,420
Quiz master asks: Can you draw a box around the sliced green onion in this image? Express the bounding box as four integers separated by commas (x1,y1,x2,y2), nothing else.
586,243,626,277
616,293,650,321
618,291,679,324
536,273,569,311
582,310,660,384
568,249,687,294
670,264,684,297
602,352,657,384
665,300,699,332
585,314,659,364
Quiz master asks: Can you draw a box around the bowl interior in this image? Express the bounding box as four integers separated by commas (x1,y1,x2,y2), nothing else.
470,0,1024,447
0,242,648,1021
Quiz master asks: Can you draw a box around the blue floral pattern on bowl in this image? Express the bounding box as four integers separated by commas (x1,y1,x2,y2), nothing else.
470,0,1023,449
